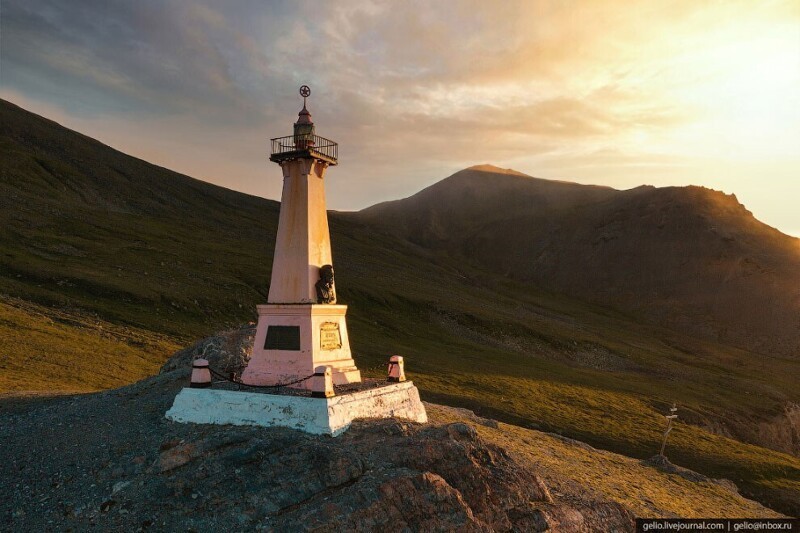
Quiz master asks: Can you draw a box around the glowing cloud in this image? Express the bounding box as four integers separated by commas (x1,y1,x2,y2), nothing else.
1,0,797,235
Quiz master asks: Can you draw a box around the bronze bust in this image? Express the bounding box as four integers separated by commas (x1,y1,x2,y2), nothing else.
315,264,336,304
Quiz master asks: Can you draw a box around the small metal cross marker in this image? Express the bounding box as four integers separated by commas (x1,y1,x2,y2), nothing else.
299,85,311,107
659,403,679,457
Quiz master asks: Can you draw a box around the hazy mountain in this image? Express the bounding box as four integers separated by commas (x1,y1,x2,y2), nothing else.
357,165,800,358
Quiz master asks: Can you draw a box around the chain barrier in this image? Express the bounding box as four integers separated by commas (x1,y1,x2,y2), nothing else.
199,359,395,391
207,366,314,390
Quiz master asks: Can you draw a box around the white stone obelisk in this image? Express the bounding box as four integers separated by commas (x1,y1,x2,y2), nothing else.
242,86,361,388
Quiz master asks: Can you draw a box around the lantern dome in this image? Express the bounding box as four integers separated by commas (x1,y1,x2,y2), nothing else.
270,85,338,165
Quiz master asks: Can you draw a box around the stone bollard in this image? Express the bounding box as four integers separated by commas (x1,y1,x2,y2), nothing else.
190,359,212,388
311,365,334,398
387,355,406,383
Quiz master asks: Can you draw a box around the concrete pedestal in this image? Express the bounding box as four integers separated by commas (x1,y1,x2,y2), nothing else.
165,381,427,437
241,304,361,388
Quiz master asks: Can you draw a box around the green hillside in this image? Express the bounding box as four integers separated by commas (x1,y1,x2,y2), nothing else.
1,99,798,514
0,297,179,393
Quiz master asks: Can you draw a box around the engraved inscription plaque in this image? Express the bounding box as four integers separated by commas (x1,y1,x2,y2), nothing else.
320,322,342,350
265,325,300,350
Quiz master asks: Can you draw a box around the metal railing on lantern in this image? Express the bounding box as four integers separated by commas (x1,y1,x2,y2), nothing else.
269,134,339,165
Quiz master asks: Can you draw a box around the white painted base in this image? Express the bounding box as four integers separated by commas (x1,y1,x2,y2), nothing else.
165,381,427,437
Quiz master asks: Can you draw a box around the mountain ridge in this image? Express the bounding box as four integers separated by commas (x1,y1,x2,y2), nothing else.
355,166,800,359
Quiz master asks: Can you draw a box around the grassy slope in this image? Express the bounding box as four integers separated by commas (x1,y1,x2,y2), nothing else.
0,98,272,339
428,404,781,518
1,99,798,514
0,297,179,392
346,256,800,513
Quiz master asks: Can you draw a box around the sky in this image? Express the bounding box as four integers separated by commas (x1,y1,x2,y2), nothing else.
1,0,799,236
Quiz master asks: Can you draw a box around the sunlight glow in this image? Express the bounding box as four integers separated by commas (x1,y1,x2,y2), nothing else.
1,0,797,234
664,23,800,160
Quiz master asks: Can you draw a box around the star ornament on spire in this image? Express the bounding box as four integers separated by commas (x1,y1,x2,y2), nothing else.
299,85,311,107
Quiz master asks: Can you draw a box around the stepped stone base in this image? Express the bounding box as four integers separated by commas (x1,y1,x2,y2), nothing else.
165,381,427,437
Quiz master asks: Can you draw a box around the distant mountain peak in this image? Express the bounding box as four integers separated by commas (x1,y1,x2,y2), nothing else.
356,164,800,359
464,164,531,177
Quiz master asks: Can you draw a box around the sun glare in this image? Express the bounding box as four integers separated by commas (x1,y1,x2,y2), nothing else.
663,18,800,160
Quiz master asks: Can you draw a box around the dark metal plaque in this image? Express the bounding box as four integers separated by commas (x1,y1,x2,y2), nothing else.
320,322,342,351
265,326,300,351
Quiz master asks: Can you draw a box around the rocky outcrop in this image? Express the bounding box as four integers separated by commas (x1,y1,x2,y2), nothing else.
0,360,637,531
687,403,800,458
644,455,739,494
1,332,781,531
1,363,782,531
755,403,800,458
144,418,635,531
160,324,255,377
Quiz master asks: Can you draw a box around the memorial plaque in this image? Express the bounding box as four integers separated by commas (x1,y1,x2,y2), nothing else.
265,325,300,350
320,322,342,350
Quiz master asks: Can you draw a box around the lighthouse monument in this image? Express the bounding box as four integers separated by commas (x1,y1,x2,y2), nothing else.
166,87,426,436
241,85,361,388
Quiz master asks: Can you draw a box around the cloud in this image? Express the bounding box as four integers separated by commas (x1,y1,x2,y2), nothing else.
1,1,283,123
0,0,689,135
0,0,798,235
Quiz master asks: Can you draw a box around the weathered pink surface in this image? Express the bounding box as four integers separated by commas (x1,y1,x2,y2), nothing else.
268,159,333,304
190,359,211,387
241,304,361,388
243,113,362,388
311,365,335,398
388,355,406,382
